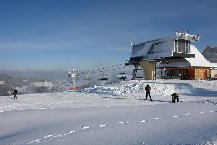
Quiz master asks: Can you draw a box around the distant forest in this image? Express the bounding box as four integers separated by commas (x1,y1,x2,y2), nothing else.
0,74,63,96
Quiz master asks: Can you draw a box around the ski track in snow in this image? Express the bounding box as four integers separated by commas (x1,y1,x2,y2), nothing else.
99,124,108,127
27,110,217,144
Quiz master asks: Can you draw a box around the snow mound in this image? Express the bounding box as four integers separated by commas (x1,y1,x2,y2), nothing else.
82,80,195,97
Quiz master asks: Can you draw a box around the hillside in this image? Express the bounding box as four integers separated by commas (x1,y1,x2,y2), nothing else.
202,46,217,63
0,74,63,96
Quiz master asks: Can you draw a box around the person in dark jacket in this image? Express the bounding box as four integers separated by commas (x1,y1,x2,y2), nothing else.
171,93,179,103
145,84,152,101
13,89,18,99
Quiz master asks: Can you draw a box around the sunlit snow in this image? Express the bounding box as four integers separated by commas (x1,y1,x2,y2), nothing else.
0,79,217,145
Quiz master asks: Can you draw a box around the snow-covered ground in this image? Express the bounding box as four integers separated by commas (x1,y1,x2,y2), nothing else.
0,79,217,145
0,81,5,85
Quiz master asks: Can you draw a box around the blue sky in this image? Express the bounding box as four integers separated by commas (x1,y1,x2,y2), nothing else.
0,0,217,71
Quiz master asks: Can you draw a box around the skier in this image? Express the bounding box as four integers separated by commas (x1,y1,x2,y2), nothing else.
13,89,18,99
145,84,152,101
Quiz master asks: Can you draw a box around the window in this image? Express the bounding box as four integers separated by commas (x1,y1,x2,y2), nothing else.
175,40,190,53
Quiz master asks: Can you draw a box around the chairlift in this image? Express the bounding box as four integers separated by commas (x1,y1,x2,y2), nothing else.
119,76,127,81
132,66,144,80
98,77,108,81
98,73,108,81
117,72,127,81
83,73,91,80
119,72,126,75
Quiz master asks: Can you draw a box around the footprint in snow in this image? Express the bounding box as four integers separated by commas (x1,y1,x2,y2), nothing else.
139,120,148,123
154,117,160,120
99,124,108,127
82,126,90,130
44,135,53,139
118,121,128,124
52,132,64,138
66,130,76,134
27,139,42,144
185,113,192,116
199,111,205,114
173,115,180,118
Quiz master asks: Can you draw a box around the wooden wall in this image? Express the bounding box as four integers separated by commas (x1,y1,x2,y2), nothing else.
195,68,210,80
164,67,210,80
187,69,195,80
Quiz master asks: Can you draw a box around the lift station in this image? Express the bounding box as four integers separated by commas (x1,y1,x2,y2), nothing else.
128,31,201,80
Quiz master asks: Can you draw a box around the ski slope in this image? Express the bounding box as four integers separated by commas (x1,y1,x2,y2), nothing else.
0,79,217,145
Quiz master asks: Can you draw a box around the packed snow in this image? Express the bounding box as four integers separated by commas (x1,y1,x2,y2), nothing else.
0,79,217,145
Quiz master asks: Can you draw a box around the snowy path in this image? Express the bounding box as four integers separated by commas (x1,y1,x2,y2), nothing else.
0,103,217,145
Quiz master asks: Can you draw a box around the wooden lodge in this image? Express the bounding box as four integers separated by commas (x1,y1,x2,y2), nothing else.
157,45,212,80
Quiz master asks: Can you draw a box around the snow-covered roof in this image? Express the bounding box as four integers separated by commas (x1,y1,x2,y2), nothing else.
210,63,217,68
185,45,211,67
158,45,211,68
130,32,200,61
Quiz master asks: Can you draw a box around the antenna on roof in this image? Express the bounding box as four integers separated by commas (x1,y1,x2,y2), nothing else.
197,33,202,41
185,29,189,34
175,27,179,34
129,41,134,46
